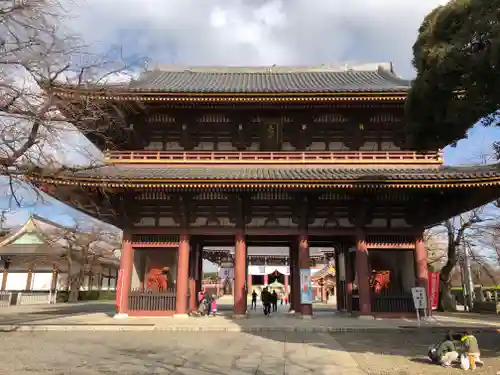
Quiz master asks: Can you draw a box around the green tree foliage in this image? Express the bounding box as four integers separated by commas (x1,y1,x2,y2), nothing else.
405,0,500,150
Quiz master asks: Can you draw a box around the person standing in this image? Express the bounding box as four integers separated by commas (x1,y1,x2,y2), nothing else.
251,290,257,310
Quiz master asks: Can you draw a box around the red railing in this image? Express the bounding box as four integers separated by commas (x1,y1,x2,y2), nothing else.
105,150,443,165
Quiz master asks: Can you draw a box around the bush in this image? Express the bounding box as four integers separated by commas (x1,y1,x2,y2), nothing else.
79,290,116,301
55,290,116,302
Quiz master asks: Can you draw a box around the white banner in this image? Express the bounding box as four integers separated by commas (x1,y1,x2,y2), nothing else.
218,268,234,280
248,265,289,275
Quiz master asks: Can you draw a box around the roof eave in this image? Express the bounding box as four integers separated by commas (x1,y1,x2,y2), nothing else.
29,175,500,189
51,86,408,102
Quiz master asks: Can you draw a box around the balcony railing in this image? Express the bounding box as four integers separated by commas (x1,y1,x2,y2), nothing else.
105,151,443,165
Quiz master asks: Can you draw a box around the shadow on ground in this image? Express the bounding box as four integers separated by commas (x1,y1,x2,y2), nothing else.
0,301,117,325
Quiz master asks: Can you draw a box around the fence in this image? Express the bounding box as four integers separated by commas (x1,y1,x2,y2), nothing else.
16,292,55,305
128,288,189,312
0,291,12,307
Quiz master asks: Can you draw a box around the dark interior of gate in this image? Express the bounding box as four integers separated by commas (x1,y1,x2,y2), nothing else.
126,235,417,316
33,64,500,318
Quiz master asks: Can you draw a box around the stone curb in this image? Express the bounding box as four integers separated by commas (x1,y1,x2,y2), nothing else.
0,325,498,333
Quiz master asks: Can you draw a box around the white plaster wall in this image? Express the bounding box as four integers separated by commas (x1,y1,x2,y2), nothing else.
31,273,53,291
5,272,28,290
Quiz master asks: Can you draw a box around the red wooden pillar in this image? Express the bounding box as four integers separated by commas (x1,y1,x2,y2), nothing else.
298,232,312,316
175,232,190,315
116,230,133,316
356,230,371,315
234,232,247,315
321,283,327,302
263,273,268,285
415,233,429,314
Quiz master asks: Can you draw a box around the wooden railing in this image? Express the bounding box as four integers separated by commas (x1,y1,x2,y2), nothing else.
105,150,443,165
128,288,186,311
371,295,415,313
352,289,415,313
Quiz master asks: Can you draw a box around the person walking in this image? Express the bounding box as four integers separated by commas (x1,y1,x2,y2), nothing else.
251,290,257,310
261,286,271,316
271,290,278,312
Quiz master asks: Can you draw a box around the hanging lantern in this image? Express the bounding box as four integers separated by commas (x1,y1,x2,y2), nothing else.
220,255,234,268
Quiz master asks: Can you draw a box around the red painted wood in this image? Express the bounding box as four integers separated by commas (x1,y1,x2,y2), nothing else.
175,232,190,314
117,231,133,315
128,310,175,317
415,235,429,314
356,230,371,315
234,232,247,315
106,150,442,164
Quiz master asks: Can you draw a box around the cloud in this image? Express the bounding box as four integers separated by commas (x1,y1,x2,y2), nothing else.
63,0,448,77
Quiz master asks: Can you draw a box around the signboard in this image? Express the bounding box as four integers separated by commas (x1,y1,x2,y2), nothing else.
428,272,440,311
411,286,428,323
300,269,313,304
411,287,428,309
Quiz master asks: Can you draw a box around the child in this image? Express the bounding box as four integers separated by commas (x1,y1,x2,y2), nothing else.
210,295,217,316
461,330,481,370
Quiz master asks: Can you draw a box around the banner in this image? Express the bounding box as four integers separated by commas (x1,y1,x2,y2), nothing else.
218,268,234,280
300,269,313,304
428,272,440,311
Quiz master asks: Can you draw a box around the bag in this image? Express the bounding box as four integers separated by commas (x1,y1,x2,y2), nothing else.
460,354,470,370
428,347,438,363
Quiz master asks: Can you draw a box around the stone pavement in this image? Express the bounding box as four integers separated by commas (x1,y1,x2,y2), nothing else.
0,300,499,332
0,330,365,375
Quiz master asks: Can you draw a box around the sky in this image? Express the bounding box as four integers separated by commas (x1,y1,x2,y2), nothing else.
2,0,500,256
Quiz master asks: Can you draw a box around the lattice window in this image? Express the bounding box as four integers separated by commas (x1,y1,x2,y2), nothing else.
369,113,400,123
313,114,347,123
132,234,180,243
147,114,176,123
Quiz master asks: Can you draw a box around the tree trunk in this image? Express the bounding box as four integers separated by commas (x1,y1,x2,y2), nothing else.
438,241,459,311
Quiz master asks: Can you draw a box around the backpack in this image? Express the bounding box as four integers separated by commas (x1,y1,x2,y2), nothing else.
428,343,441,363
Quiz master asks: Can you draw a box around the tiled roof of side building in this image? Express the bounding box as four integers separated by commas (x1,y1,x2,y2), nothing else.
127,63,411,93
46,164,500,182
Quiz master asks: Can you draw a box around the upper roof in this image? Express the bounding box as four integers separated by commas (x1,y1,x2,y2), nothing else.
126,62,411,94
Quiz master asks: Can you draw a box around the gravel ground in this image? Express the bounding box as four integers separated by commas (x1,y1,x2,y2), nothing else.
333,331,500,375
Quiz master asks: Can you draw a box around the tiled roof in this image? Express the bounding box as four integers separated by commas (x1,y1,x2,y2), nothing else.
127,64,411,93
55,164,500,182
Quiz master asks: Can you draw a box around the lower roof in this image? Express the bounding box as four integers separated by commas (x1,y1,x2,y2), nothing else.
30,164,500,189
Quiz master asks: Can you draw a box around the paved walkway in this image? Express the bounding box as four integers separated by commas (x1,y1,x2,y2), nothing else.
0,331,366,375
1,299,499,332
